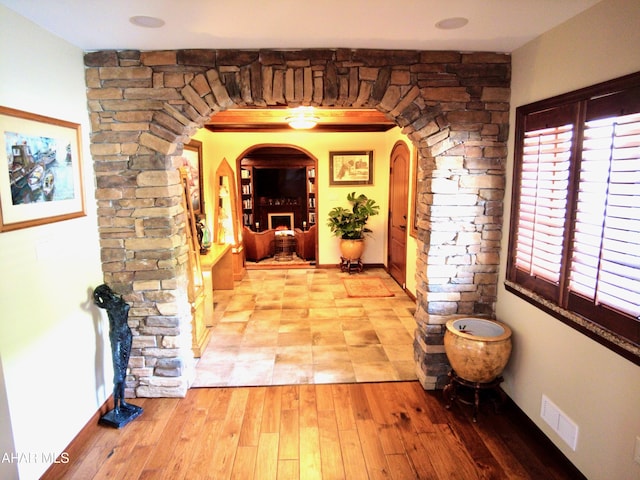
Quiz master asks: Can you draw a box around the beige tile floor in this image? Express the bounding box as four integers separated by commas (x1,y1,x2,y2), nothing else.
193,267,418,387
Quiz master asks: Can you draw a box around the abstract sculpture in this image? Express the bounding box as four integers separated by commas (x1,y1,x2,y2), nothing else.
93,284,143,428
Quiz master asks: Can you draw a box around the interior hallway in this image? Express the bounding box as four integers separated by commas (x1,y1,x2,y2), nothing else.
193,267,418,387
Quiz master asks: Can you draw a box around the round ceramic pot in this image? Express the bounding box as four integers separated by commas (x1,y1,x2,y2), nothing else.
340,238,365,260
444,318,512,383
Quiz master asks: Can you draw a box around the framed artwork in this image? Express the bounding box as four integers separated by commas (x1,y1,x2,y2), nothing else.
0,106,85,232
329,151,373,185
179,138,204,216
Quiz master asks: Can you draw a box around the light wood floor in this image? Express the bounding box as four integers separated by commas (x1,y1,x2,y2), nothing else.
42,382,584,479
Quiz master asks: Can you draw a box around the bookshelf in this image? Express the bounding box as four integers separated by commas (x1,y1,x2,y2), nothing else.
307,166,316,226
240,166,255,228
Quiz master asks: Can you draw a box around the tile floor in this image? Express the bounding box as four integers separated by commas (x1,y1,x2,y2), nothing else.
193,267,418,387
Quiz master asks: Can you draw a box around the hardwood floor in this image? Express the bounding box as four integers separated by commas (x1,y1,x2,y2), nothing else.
42,382,584,479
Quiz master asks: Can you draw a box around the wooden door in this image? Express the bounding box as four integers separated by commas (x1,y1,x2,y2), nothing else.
387,141,410,288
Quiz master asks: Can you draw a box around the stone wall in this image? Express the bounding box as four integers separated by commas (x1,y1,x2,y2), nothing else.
84,48,510,396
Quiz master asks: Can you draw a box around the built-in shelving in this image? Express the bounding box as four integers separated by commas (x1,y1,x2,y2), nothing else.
307,166,316,226
238,148,317,231
240,166,254,228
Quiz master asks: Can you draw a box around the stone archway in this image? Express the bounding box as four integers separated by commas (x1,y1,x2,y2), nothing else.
85,48,510,396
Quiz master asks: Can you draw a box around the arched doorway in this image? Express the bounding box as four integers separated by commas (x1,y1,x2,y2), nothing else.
237,145,318,267
85,48,510,396
388,140,410,288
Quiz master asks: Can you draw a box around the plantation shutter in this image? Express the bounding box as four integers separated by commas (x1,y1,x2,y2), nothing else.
569,88,640,330
511,104,577,301
508,73,640,353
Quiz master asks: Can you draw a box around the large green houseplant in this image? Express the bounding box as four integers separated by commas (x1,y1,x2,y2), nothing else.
327,192,380,260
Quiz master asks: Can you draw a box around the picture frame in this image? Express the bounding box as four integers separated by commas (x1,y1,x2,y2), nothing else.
329,151,373,185
179,138,204,216
0,106,85,232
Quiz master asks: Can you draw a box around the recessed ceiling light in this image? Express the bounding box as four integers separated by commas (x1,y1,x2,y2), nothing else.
435,17,469,30
129,15,165,28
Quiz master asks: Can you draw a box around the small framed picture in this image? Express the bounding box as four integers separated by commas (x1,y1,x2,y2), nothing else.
329,151,373,185
179,138,204,216
0,106,85,232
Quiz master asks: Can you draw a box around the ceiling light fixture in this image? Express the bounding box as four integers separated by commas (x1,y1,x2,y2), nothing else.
435,17,469,30
129,15,165,28
286,106,320,130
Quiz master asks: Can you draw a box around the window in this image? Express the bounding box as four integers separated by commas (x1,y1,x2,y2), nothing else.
507,72,640,361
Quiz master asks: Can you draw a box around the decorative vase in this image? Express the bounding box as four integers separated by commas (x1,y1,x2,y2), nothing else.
340,238,365,260
444,317,512,383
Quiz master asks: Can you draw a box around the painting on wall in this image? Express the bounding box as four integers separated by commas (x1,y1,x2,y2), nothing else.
179,139,203,216
0,106,85,232
329,151,374,185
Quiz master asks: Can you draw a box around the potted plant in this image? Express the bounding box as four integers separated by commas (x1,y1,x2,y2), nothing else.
327,191,380,260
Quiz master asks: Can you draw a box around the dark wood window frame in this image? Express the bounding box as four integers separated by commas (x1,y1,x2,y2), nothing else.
506,71,640,366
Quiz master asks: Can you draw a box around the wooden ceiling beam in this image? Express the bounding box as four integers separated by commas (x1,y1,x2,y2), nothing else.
204,108,396,133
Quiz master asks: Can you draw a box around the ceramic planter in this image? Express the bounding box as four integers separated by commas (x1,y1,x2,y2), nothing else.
340,238,365,260
444,317,512,383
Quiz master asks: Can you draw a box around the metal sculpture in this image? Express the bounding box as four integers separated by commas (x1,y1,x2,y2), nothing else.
93,284,143,428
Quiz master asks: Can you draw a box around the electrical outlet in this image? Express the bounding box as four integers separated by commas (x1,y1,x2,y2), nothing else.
634,436,640,465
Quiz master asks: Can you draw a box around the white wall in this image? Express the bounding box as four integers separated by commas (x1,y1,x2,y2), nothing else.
0,6,108,480
498,0,640,478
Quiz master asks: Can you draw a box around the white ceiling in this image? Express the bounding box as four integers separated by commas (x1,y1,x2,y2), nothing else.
1,0,602,53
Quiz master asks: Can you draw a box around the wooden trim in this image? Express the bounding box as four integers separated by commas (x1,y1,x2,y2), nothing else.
0,105,86,231
182,138,203,216
40,395,113,479
404,288,416,302
500,394,588,480
205,108,395,133
409,145,418,238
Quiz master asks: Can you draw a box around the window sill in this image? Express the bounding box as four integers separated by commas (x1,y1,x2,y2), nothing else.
504,280,640,366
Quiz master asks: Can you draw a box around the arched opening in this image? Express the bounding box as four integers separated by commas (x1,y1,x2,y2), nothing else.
388,140,411,287
236,144,318,267
86,48,510,396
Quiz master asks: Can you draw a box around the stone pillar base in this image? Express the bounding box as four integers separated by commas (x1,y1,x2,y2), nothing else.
413,322,451,390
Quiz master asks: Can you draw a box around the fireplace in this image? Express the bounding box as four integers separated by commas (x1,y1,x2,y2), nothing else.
268,212,294,230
